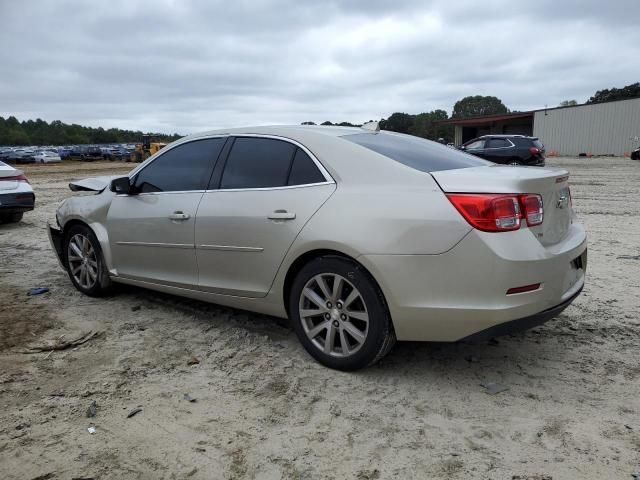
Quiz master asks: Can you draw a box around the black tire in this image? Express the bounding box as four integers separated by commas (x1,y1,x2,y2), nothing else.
0,212,23,224
64,224,113,297
289,256,395,371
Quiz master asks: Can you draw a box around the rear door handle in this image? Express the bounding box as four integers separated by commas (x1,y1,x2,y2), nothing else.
268,210,296,220
169,211,190,221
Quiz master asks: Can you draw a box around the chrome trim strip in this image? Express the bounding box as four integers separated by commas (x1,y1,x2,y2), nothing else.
198,244,264,252
116,241,193,249
204,181,333,193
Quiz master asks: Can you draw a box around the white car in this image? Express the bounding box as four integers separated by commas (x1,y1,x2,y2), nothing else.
33,151,62,163
0,161,35,223
48,124,587,370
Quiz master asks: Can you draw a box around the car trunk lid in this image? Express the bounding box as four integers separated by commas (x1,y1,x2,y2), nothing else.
431,165,572,246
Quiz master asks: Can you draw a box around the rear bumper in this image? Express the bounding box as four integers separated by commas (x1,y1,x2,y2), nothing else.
360,223,587,341
460,284,583,341
48,223,65,268
0,192,35,213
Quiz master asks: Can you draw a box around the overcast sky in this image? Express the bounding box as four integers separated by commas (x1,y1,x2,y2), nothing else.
1,0,638,134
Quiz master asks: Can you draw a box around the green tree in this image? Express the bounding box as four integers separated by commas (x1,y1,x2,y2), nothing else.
451,95,508,118
558,100,578,107
587,82,640,104
379,112,414,134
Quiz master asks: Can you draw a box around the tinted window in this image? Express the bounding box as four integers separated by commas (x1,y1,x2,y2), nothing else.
465,140,485,150
533,139,544,149
221,137,296,189
134,138,224,193
343,132,489,173
486,138,510,148
288,148,325,185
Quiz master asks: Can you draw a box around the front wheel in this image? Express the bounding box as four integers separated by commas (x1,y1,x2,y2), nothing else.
64,225,113,296
289,256,395,370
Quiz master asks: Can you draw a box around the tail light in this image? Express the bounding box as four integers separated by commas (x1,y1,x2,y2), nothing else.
529,147,541,156
2,174,30,184
520,194,543,226
446,193,544,232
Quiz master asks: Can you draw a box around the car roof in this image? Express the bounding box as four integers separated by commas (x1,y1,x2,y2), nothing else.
189,124,365,140
477,134,538,140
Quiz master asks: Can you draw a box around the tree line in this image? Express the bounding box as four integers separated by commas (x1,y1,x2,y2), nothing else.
0,116,181,146
2,82,636,146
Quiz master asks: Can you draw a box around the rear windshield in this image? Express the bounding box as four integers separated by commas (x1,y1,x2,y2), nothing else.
532,139,544,149
342,132,490,172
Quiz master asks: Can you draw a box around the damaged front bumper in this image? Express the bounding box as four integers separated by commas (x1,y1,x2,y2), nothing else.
48,223,65,269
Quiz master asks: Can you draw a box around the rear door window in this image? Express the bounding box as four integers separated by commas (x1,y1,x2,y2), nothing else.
486,138,510,148
220,137,296,189
288,148,325,185
343,132,489,173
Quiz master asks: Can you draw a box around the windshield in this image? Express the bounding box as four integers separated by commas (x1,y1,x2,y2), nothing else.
342,131,490,173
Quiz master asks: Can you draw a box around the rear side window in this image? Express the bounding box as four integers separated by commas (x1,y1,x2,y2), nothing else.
221,138,296,189
288,149,325,185
343,132,489,173
134,138,224,193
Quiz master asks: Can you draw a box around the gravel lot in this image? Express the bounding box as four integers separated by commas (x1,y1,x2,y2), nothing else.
1,157,639,479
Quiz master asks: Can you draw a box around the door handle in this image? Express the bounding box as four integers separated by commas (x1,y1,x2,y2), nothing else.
168,211,190,221
268,210,296,220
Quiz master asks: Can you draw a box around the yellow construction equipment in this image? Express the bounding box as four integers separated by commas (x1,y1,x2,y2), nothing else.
130,135,167,162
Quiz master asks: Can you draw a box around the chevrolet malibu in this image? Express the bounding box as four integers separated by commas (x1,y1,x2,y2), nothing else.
48,124,587,370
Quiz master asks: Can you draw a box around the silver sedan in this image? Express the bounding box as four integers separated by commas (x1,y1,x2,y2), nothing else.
48,124,587,370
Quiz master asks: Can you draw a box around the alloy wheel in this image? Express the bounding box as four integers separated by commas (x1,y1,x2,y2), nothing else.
299,273,369,357
67,233,99,290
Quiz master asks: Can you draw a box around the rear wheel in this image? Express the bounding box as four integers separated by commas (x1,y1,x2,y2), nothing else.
289,256,395,370
64,224,113,296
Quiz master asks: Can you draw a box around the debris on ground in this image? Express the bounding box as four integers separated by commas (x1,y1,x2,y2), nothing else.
183,394,197,403
27,287,49,296
481,382,510,395
86,400,97,418
465,355,479,363
21,331,101,353
187,356,200,366
131,305,141,312
87,426,96,434
127,408,143,418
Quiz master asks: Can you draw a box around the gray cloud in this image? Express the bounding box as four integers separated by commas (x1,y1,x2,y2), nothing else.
0,0,638,134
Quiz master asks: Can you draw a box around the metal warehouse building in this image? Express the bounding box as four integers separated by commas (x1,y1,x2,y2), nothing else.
441,97,640,156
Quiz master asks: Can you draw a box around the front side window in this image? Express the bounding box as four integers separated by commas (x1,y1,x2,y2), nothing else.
134,138,225,193
464,139,485,150
220,137,305,189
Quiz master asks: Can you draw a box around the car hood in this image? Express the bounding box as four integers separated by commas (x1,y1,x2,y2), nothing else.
69,175,119,192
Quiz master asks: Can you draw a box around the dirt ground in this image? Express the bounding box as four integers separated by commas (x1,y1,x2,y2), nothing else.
1,157,639,480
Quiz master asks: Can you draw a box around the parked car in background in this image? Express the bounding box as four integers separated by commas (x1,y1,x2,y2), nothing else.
460,135,546,166
0,161,35,223
33,151,62,163
631,147,640,160
57,148,72,159
8,149,36,164
48,125,586,370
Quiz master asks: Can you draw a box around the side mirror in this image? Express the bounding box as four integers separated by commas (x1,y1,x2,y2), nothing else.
111,176,134,195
